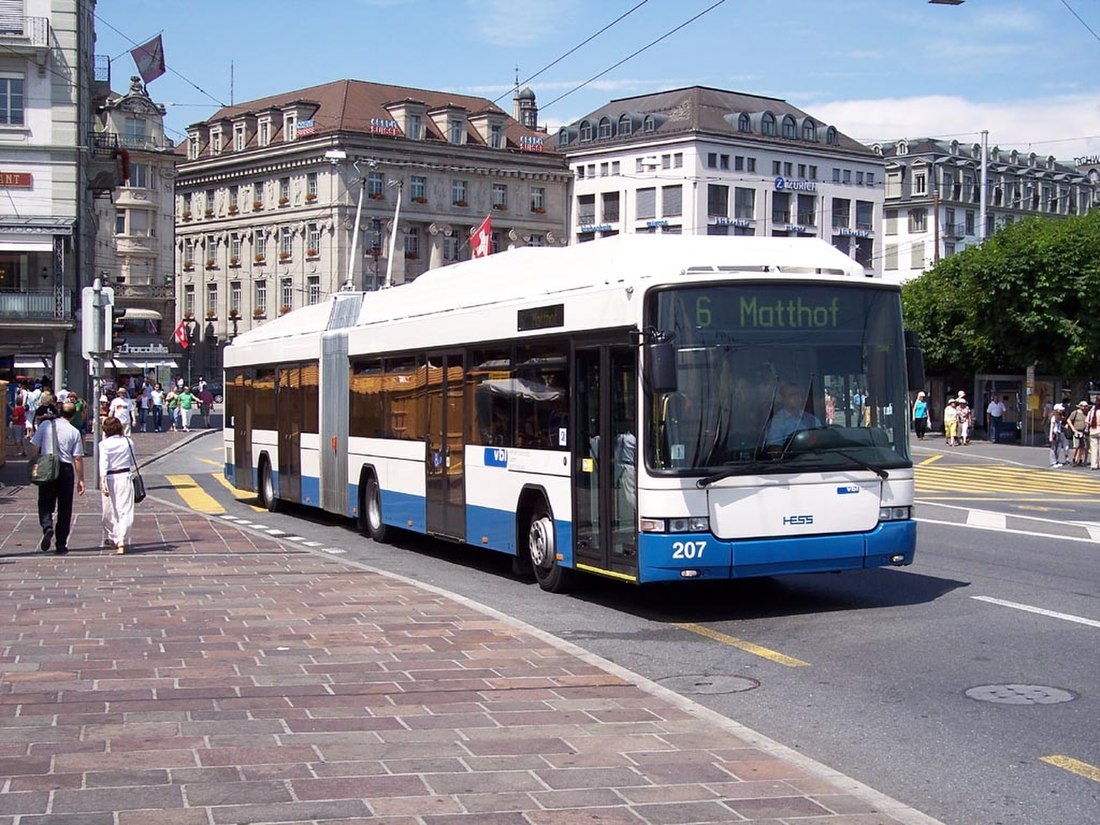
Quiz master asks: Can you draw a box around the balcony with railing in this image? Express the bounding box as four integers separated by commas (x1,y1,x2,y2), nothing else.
0,15,49,50
0,289,73,321
88,132,124,193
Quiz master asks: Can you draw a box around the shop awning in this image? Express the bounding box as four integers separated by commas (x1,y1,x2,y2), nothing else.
0,239,54,252
122,308,163,321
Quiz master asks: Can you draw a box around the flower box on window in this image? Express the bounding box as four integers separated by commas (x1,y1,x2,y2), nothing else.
278,251,291,261
369,193,385,201
205,258,216,269
228,308,240,320
182,211,192,221
253,200,264,210
229,256,240,267
405,253,419,261
253,307,266,318
184,311,195,320
412,197,427,204
183,263,194,272
205,309,217,320
305,193,317,203
492,203,507,211
453,200,468,207
531,207,546,214
278,197,290,206
254,254,265,264
280,305,292,315
228,206,239,214
204,209,214,218
306,248,319,258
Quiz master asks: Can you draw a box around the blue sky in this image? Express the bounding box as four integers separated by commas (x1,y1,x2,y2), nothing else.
95,0,1100,162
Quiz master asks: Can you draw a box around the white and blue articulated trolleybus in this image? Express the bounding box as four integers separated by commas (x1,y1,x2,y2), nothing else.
223,235,923,592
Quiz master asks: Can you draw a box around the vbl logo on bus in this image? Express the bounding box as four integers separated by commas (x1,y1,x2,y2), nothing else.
782,514,814,525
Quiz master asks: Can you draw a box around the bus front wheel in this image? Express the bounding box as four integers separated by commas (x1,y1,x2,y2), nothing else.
362,476,390,544
527,503,572,593
259,459,280,513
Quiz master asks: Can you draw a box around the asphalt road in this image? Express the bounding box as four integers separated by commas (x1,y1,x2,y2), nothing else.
153,436,1100,825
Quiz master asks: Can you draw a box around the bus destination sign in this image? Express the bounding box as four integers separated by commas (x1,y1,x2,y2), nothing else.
517,303,564,332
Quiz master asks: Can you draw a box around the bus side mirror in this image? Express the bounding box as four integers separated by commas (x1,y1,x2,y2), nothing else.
905,330,926,391
647,341,678,394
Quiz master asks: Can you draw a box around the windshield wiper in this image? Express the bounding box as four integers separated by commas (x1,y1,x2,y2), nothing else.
696,460,776,488
831,449,889,479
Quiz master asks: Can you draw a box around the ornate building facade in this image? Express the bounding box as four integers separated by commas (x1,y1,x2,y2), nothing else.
174,79,570,375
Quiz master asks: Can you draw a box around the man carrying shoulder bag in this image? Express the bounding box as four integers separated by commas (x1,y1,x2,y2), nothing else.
28,402,86,555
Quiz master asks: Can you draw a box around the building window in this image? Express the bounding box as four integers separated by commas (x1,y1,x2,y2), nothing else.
307,276,320,304
643,115,656,132
599,162,609,177
307,223,320,254
449,119,464,144
636,187,656,220
183,239,195,267
801,119,816,141
205,189,215,215
660,183,677,216
826,126,838,145
253,230,267,261
909,208,927,232
783,162,793,177
618,114,632,136
855,200,873,230
259,120,270,146
443,236,459,261
707,184,729,217
283,114,296,142
602,191,620,222
233,123,245,151
123,116,146,145
228,185,239,212
596,116,611,139
281,278,293,312
884,209,897,235
204,234,217,266
230,232,242,263
747,157,756,173
738,113,751,133
531,186,546,212
253,181,264,208
832,199,850,228
734,156,744,172
230,281,242,314
913,172,927,196
306,172,318,200
115,209,126,235
734,187,754,220
408,114,422,140
279,226,293,258
184,284,195,317
528,234,545,247
773,161,782,176
187,134,199,159
612,161,621,175
404,228,420,260
211,131,222,154
207,283,218,316
910,241,924,270
490,123,503,148
965,210,975,234
452,178,468,205
885,244,898,270
410,175,427,201
809,165,818,180
255,280,268,315
579,120,593,142
492,183,507,210
761,113,776,136
842,169,852,185
782,115,796,138
856,171,865,186
368,171,384,198
798,164,806,178
279,177,290,205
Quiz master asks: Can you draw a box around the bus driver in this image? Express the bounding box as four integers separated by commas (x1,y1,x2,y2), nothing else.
767,382,821,446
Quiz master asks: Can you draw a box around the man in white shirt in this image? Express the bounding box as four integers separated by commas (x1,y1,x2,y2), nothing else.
986,395,1006,443
109,388,135,436
29,402,86,554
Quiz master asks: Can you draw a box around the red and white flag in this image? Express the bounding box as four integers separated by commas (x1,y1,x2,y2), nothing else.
173,319,189,349
471,215,492,259
130,35,166,85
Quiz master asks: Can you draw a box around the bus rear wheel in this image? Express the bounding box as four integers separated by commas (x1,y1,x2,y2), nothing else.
259,459,280,513
362,476,390,543
527,503,572,593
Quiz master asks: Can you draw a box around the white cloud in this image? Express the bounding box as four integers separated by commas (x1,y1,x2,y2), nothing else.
807,94,1100,162
467,0,577,46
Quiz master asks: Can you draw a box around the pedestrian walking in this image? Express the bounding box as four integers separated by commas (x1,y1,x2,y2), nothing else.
1049,404,1068,468
912,391,931,440
957,400,972,445
150,383,164,432
165,386,179,431
109,388,134,437
986,394,1006,442
1088,401,1100,470
1067,401,1089,466
9,399,27,455
28,402,86,554
98,415,137,554
197,385,215,427
178,385,196,432
943,399,959,446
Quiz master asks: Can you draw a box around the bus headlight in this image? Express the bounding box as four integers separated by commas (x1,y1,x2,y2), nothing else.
878,506,911,522
640,517,710,533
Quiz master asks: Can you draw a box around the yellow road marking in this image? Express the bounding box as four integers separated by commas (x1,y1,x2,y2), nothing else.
1040,755,1100,783
164,474,224,514
919,455,943,465
675,622,809,667
575,563,637,582
210,472,265,512
199,458,221,466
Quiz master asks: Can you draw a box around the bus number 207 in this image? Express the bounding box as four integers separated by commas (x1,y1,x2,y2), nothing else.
672,540,707,560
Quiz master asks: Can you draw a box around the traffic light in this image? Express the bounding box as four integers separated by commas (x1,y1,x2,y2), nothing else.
110,305,126,352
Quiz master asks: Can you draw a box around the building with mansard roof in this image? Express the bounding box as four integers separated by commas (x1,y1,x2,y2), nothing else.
877,137,1099,282
556,86,885,276
174,78,570,371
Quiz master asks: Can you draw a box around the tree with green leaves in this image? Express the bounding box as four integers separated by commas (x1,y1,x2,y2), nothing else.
902,209,1100,378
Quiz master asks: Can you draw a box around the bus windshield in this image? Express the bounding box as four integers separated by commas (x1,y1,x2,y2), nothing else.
647,282,911,477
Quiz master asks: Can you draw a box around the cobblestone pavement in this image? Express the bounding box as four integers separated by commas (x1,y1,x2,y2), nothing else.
0,434,941,825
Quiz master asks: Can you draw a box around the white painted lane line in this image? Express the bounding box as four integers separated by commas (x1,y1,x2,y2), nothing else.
966,510,1006,529
302,541,323,547
284,536,307,542
915,517,1098,543
265,529,287,536
971,596,1100,629
321,548,346,554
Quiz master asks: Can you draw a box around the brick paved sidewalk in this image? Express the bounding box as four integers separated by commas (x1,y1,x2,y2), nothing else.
0,479,941,824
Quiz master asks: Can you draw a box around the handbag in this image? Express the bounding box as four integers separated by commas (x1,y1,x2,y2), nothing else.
128,441,146,504
28,420,60,486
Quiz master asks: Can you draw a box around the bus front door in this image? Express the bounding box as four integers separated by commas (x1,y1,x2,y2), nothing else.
277,366,301,503
426,352,466,540
573,344,639,580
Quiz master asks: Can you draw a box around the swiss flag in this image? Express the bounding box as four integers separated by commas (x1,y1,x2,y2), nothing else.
174,319,189,349
471,215,492,259
130,35,166,85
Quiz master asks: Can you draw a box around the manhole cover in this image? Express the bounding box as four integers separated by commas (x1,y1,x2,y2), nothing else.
656,673,759,695
965,684,1077,705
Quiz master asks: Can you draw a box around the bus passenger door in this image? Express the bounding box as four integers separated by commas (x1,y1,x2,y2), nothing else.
426,352,466,540
230,373,252,491
573,344,638,579
277,366,301,503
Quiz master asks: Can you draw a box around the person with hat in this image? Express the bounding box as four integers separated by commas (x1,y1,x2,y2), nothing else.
1049,404,1068,468
957,398,973,445
1066,401,1090,466
943,398,959,446
109,387,134,437
912,391,931,440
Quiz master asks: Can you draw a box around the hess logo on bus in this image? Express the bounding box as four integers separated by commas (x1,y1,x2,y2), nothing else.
782,514,814,526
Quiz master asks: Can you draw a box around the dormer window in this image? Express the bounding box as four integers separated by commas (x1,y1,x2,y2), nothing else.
284,113,297,142
408,113,422,140
233,123,246,152
618,114,632,136
258,119,271,147
643,115,656,133
801,118,816,141
490,123,503,149
209,125,223,155
449,118,464,144
738,113,751,133
781,115,796,138
579,120,593,142
558,127,570,147
761,113,776,136
826,126,838,145
598,117,612,139
187,133,199,160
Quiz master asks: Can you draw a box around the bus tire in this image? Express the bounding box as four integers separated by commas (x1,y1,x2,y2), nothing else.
362,475,390,544
259,457,280,513
526,501,572,593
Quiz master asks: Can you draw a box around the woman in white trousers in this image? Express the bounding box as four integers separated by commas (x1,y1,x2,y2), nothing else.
99,415,136,554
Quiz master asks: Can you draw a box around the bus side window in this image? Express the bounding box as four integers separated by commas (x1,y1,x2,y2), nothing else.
469,348,514,448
